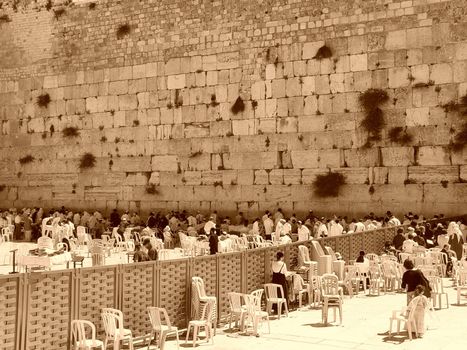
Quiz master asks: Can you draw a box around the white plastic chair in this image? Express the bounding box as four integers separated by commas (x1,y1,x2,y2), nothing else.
457,269,467,305
191,277,217,333
243,290,270,336
320,274,343,325
389,296,424,340
227,292,246,330
428,276,448,309
71,319,104,349
101,308,134,350
147,307,179,350
185,299,215,347
264,283,288,319
1,227,12,241
293,274,310,308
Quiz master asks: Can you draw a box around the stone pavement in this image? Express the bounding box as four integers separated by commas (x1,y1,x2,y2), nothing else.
147,279,466,350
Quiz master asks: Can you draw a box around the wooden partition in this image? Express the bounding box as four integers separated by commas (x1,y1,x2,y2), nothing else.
0,215,464,349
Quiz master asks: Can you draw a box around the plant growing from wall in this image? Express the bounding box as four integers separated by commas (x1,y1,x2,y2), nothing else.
88,2,96,10
54,8,66,19
79,153,96,170
0,14,12,23
174,89,183,108
19,155,34,165
313,45,332,60
210,94,219,107
36,93,51,108
388,126,413,145
62,126,80,138
145,184,159,195
231,97,245,115
313,171,346,197
190,150,202,158
359,88,389,145
443,94,467,152
116,24,131,39
0,184,6,192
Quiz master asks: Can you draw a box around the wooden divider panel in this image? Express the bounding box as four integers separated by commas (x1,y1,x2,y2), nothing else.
158,259,188,328
349,232,365,261
121,262,155,337
287,242,301,271
217,252,242,320
24,271,73,350
77,265,119,337
0,275,22,350
246,249,266,293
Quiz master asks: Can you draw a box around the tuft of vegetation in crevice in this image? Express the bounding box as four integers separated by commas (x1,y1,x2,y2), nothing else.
388,127,413,145
404,179,416,185
231,96,245,115
368,185,375,195
62,126,80,138
145,184,159,195
116,23,131,39
88,2,96,10
313,45,332,60
444,94,467,152
0,14,12,23
210,94,220,107
190,150,202,158
36,93,51,108
251,100,258,109
133,119,140,127
100,136,107,143
441,180,448,188
359,88,389,145
0,184,6,192
313,171,346,198
79,153,96,170
19,155,34,165
54,8,66,19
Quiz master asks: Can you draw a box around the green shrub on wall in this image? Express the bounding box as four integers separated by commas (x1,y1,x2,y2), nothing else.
62,126,80,138
313,171,346,197
359,89,389,145
79,153,96,170
19,155,34,165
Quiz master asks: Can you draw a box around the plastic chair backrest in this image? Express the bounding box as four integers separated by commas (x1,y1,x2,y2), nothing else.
250,289,264,304
428,276,443,293
406,296,424,322
264,283,283,300
37,236,54,250
311,241,326,256
71,319,99,348
101,308,124,337
123,231,132,242
325,246,338,261
199,299,215,321
298,245,311,264
321,274,339,296
148,307,173,332
366,253,379,263
228,292,244,313
192,277,207,298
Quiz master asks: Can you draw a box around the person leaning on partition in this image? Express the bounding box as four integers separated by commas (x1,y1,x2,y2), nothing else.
209,227,219,255
143,238,158,261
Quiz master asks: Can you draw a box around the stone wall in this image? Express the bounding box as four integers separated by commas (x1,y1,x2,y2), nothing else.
0,0,466,217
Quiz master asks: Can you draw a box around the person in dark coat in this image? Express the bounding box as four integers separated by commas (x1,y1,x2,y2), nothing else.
110,209,121,227
209,228,218,255
143,238,158,261
392,228,405,251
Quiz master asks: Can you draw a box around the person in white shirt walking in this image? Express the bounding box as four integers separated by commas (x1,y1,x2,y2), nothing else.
297,221,310,242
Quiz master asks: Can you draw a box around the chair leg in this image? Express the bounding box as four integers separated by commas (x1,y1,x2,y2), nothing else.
104,338,108,350
175,331,180,350
185,324,191,344
192,325,198,347
277,303,281,319
389,320,393,335
284,300,289,317
147,331,154,350
160,331,168,350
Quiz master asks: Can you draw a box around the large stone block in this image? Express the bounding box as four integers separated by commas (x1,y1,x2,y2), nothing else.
151,155,179,172
417,146,450,166
406,107,430,126
302,41,325,59
385,30,406,50
408,166,459,183
350,54,367,72
388,68,409,88
269,169,284,185
343,148,380,167
381,147,414,166
167,74,186,89
291,150,319,169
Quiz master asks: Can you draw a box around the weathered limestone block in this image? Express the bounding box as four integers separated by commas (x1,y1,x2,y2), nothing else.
298,115,325,132
277,117,298,133
254,170,269,185
430,63,452,84
350,54,367,72
424,184,466,204
269,169,284,185
331,167,368,185
232,119,255,135
408,166,459,183
388,67,409,88
407,27,432,49
151,155,178,172
330,73,345,93
201,171,222,185
371,167,388,184
406,107,430,126
217,52,239,70
410,65,429,84
109,81,128,95
301,76,315,96
202,55,217,71
381,147,414,166
188,153,211,171
184,124,210,138
118,95,137,111
124,173,148,186
385,30,406,50
291,150,319,169
301,169,328,184
286,77,301,97
417,146,450,166
343,148,380,167
210,120,231,137
315,75,330,94
271,79,286,98
283,169,301,185
167,74,186,89
237,170,254,185
112,157,152,172
263,185,292,202
256,119,276,134
387,167,408,184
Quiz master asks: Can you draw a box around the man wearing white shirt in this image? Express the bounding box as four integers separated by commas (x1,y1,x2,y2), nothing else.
251,218,260,235
388,215,401,227
402,233,418,253
204,217,216,235
262,210,270,223
274,219,286,242
329,219,343,237
317,218,328,238
187,214,197,227
263,214,274,240
354,220,366,232
297,221,310,242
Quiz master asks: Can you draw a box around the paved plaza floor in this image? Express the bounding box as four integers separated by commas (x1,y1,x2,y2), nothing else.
149,279,466,350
